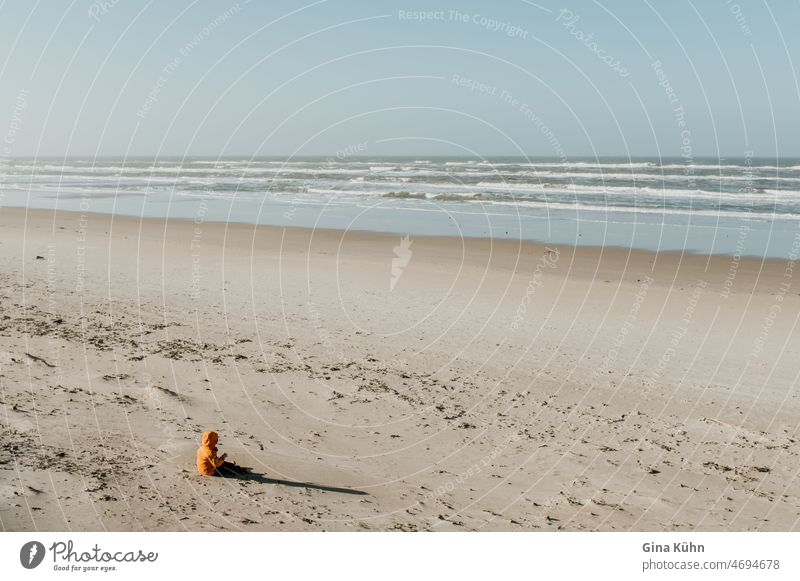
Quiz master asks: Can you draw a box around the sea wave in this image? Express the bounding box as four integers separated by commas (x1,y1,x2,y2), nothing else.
6,158,800,222
381,191,427,199
483,199,800,221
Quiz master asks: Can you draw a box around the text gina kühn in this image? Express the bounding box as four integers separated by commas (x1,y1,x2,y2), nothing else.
643,542,705,553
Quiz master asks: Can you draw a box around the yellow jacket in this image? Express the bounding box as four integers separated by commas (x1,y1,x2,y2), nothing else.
196,431,224,476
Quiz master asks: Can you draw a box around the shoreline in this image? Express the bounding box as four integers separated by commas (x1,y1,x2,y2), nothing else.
1,205,793,268
6,149,800,258
6,152,800,260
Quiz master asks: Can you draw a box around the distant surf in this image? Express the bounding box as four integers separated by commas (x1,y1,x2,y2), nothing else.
3,157,800,258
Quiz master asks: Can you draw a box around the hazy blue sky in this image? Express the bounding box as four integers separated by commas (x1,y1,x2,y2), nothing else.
1,0,798,158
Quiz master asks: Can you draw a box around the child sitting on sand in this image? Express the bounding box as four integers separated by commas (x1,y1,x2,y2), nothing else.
196,430,243,477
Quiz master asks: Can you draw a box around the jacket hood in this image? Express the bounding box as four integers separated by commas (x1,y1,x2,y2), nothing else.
201,430,218,449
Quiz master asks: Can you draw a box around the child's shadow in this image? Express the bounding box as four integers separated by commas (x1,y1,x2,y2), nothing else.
218,464,368,496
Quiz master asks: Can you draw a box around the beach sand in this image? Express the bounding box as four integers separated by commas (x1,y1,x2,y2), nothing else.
1,207,799,531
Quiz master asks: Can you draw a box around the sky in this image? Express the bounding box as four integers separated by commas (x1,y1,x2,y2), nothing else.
0,0,798,158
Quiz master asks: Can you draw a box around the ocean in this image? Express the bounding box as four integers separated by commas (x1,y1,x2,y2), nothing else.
2,156,800,258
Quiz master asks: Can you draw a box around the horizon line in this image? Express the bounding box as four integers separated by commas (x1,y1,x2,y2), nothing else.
5,154,799,160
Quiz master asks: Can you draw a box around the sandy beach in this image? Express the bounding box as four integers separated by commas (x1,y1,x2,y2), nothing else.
1,206,799,532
